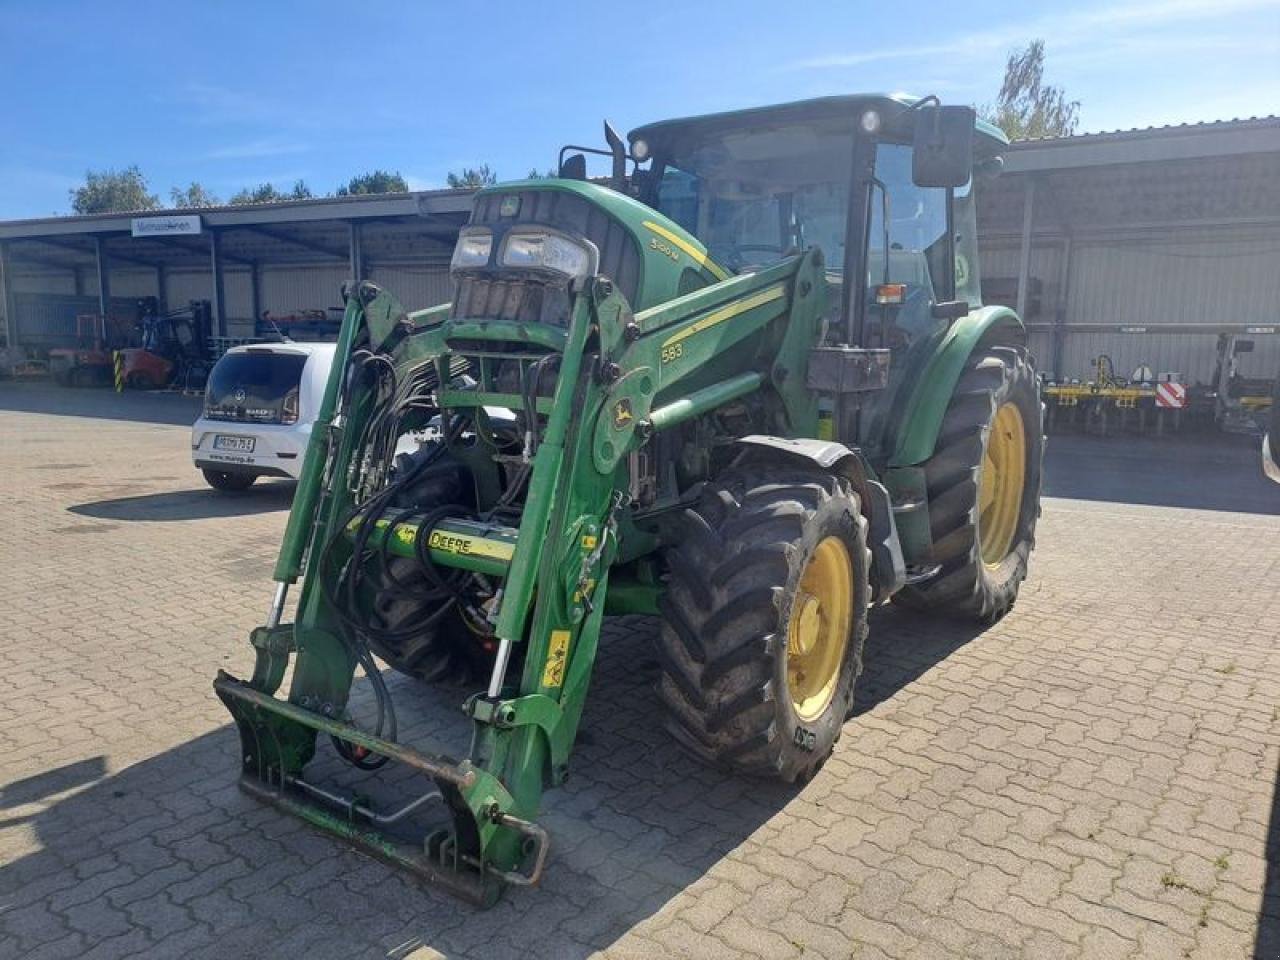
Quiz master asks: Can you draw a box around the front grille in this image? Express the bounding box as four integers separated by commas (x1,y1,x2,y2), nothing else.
452,275,572,327
451,188,643,325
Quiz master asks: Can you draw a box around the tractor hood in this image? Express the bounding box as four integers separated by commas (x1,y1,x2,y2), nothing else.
449,180,724,328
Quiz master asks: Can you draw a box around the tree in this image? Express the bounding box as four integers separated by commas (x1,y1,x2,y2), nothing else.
69,166,159,214
170,182,220,208
230,179,314,205
336,170,409,195
526,167,557,179
983,40,1079,140
446,164,497,189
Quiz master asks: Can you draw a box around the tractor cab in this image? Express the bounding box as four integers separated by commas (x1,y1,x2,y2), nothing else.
563,94,1009,456
626,94,1006,326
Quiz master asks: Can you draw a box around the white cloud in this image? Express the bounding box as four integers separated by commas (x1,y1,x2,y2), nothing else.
207,138,311,161
785,0,1280,71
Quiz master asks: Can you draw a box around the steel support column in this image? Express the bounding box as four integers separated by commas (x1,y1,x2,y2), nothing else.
1014,177,1036,321
348,221,364,283
250,261,261,326
1051,236,1073,381
0,241,16,349
94,236,111,316
156,263,168,314
209,230,226,336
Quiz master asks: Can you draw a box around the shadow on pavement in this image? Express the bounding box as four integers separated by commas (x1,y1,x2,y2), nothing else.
0,380,202,427
0,608,981,959
0,757,106,811
1044,432,1280,515
67,483,294,522
1260,752,1280,959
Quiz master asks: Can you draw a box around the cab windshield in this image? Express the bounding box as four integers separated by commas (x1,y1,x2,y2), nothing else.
652,122,853,275
651,124,969,337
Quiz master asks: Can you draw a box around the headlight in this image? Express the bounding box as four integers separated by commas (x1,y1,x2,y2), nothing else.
451,229,493,270
500,231,594,279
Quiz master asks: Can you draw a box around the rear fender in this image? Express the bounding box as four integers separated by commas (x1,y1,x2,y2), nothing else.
887,306,1025,468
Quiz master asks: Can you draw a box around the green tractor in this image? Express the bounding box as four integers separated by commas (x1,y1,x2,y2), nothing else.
215,93,1044,904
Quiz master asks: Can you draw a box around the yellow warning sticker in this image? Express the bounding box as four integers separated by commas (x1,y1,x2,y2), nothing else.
541,630,572,688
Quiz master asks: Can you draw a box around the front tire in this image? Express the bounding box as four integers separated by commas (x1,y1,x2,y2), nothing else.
359,450,495,686
202,468,256,492
658,460,870,783
894,344,1044,623
363,563,492,684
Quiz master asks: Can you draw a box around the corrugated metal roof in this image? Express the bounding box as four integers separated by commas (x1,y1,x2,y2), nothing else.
0,188,475,237
1008,114,1280,146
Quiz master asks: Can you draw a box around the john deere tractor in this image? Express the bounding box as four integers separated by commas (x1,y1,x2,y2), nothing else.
215,93,1043,904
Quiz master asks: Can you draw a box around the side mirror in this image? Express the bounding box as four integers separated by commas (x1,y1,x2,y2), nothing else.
559,153,587,180
912,105,975,188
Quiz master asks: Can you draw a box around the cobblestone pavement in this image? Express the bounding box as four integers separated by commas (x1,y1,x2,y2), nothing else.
2,383,1278,960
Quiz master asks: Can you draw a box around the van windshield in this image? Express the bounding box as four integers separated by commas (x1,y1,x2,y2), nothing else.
205,352,306,424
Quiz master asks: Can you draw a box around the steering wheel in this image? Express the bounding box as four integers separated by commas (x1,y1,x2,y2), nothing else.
723,243,785,272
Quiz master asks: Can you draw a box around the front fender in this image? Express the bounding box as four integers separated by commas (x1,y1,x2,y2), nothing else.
888,306,1025,467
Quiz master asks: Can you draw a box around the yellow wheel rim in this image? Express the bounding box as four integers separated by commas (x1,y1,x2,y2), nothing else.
786,536,854,722
978,402,1027,568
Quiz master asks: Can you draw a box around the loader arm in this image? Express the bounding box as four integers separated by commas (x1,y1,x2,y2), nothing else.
214,255,823,899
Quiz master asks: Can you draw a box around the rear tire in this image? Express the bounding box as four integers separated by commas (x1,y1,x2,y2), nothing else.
894,344,1044,623
202,468,256,492
658,460,870,783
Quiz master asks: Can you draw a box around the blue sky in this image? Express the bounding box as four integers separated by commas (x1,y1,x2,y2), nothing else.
1,0,1277,219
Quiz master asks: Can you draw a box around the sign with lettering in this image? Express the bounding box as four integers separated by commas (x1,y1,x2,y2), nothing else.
131,215,202,237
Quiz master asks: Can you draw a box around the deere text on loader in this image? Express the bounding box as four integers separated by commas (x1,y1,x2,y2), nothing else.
215,94,1044,904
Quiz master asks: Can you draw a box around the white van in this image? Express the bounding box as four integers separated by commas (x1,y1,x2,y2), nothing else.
191,342,336,491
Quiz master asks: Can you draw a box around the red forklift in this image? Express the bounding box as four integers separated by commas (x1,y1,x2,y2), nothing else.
114,298,212,390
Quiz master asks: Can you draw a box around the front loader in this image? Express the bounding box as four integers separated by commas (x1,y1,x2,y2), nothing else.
215,94,1044,904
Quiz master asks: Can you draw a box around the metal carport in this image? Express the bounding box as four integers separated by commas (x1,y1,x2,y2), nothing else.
977,115,1280,385
0,190,473,350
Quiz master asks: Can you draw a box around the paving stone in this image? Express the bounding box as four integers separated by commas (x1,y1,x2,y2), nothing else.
2,382,1278,960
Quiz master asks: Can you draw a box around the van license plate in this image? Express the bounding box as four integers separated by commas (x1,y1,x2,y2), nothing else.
214,435,255,453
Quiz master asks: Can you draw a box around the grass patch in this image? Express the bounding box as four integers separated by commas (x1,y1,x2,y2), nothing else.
1161,872,1193,891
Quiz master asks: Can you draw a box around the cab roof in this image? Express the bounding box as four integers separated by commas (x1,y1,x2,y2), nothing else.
629,93,1008,160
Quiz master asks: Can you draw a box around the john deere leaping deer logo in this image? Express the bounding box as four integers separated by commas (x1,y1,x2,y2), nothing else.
612,398,633,430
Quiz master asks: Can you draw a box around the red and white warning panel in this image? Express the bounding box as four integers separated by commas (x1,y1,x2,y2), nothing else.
1155,381,1187,409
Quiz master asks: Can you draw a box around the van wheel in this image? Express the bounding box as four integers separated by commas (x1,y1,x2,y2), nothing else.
202,469,257,492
